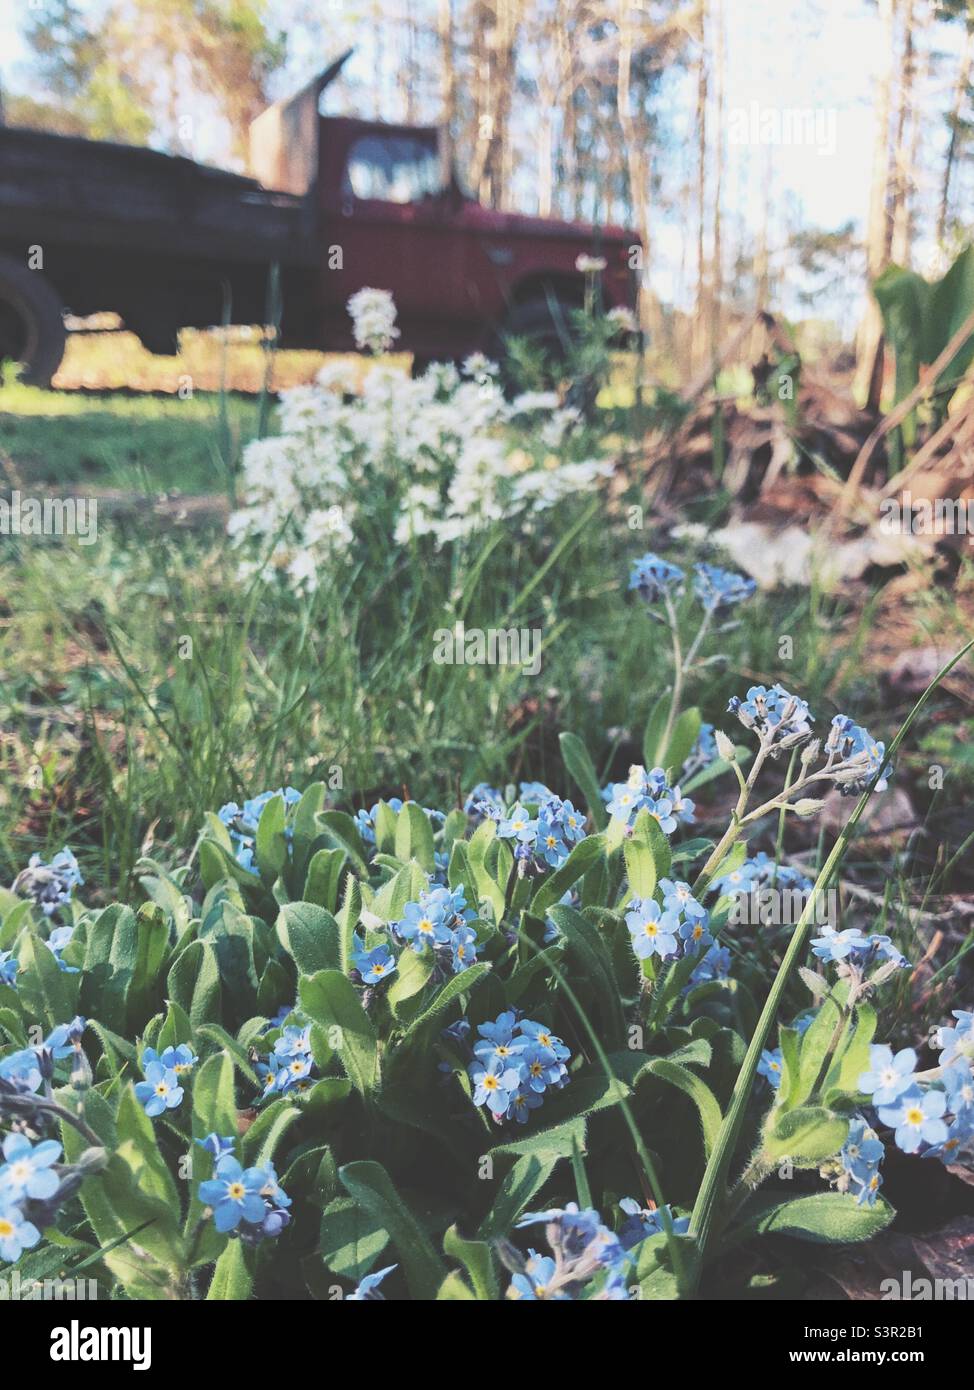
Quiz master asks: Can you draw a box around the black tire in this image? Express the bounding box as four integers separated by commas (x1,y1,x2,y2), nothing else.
0,254,67,387
503,295,576,359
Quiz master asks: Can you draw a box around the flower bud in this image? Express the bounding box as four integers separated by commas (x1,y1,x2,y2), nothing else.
715,729,736,761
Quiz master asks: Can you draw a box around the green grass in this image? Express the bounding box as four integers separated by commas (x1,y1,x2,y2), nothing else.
1,382,262,493
1,374,972,1060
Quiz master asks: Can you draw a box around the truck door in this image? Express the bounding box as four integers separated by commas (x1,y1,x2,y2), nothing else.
327,128,466,351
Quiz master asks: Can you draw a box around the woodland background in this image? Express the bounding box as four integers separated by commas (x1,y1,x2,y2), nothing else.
2,0,974,391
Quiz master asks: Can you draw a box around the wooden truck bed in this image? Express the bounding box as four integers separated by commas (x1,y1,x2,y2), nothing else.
0,126,317,267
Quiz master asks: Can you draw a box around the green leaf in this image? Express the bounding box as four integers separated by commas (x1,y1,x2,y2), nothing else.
777,1025,802,1110
241,1098,302,1167
198,837,261,893
825,1002,878,1102
318,1196,390,1281
339,1161,447,1300
395,802,436,874
558,731,607,830
292,782,328,872
793,985,848,1108
641,1057,722,1158
198,900,260,1019
489,1115,587,1161
437,1271,477,1299
167,939,222,1029
448,840,480,915
371,862,426,925
765,1105,849,1166
318,811,370,875
643,690,669,770
335,873,362,975
443,1224,498,1300
664,707,702,776
478,1152,563,1239
372,802,399,855
299,969,379,1093
622,808,670,902
256,792,288,884
192,1051,238,1143
207,1240,253,1300
17,930,76,1030
195,1025,259,1086
387,948,433,1019
546,905,626,1046
734,1191,895,1245
276,902,340,976
399,962,491,1046
529,834,604,916
115,1084,181,1215
303,848,346,913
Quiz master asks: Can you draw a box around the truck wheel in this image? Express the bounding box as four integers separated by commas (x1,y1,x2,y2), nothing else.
0,255,67,388
499,294,578,391
504,296,574,353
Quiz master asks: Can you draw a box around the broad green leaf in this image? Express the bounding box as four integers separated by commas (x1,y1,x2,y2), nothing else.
765,1105,849,1166
339,1161,446,1300
387,947,433,1019
303,848,346,913
443,1225,498,1300
399,962,491,1046
241,1098,303,1167
793,983,848,1107
17,930,76,1030
437,1271,476,1299
207,1240,253,1300
394,802,436,874
641,1057,722,1157
167,939,222,1029
299,969,379,1093
529,833,604,916
478,1152,562,1239
276,901,340,976
734,1191,895,1245
318,1196,390,1281
547,905,626,1046
558,731,607,830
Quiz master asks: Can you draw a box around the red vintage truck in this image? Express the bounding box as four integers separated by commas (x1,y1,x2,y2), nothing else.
0,52,637,386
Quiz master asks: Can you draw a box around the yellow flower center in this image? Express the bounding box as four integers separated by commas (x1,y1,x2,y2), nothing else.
155,1083,168,1095
0,1219,14,1237
906,1107,924,1126
228,1183,245,1200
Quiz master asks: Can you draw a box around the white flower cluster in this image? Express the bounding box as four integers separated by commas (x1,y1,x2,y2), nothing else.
228,296,613,589
347,287,401,353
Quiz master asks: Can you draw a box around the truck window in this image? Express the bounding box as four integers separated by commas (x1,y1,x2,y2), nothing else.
343,135,441,204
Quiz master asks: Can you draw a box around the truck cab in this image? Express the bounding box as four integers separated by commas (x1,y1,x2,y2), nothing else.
249,56,638,362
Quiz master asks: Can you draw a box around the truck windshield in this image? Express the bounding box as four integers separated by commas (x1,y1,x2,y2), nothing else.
343,134,442,204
